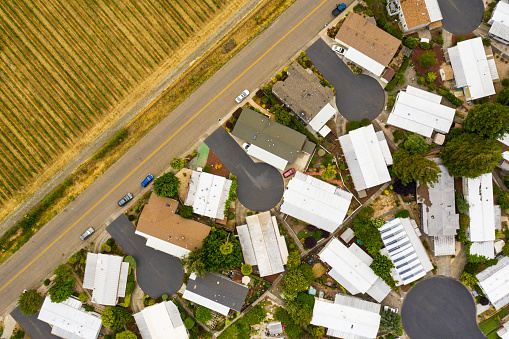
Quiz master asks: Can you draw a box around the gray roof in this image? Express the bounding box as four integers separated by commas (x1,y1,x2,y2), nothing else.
185,272,248,312
268,321,283,335
272,62,333,123
417,159,459,237
232,107,307,163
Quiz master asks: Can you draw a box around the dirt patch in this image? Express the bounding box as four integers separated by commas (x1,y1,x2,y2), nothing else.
371,191,400,218
312,263,326,278
205,150,230,177
176,168,193,202
411,44,446,87
222,39,237,53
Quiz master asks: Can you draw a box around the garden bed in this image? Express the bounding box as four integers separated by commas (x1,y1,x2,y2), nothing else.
411,44,446,88
205,150,230,178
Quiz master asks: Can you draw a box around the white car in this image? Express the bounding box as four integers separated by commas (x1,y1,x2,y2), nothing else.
235,89,249,103
384,305,399,313
242,143,250,151
332,45,346,55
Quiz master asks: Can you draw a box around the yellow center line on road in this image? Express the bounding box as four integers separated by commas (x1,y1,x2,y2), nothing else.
0,0,328,294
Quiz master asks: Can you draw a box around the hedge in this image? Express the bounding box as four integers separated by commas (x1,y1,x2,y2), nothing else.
437,86,463,107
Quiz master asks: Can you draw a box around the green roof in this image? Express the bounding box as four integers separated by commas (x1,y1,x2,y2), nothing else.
232,108,307,163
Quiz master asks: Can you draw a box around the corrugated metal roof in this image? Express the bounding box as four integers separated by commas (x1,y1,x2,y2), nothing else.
134,301,189,339
38,297,102,339
117,262,129,297
246,144,288,170
376,131,393,165
318,238,390,301
380,218,433,286
184,171,232,219
463,174,496,242
339,125,391,191
311,294,381,339
280,172,353,232
497,321,509,339
141,234,192,258
83,253,127,306
344,47,386,76
489,2,509,42
470,241,495,259
309,103,336,132
477,256,509,309
433,235,456,256
388,88,455,137
268,321,283,335
236,225,257,266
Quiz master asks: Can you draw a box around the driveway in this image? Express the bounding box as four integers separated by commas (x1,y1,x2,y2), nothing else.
106,215,184,298
438,0,484,35
11,307,57,339
306,38,385,122
401,276,485,339
204,128,284,211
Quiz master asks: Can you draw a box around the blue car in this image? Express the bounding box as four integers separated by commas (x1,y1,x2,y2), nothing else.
141,174,154,187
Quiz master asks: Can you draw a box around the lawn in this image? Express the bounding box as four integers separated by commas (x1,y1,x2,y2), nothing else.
479,308,507,335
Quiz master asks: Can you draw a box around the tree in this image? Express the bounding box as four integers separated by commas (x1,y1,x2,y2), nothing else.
123,256,137,269
380,310,403,335
460,272,479,287
241,264,252,276
272,105,292,126
48,264,76,303
101,306,132,330
18,289,43,315
403,134,428,155
403,37,419,48
463,103,509,140
455,193,469,214
181,249,206,277
441,133,502,178
179,205,194,219
304,236,317,249
115,331,137,339
201,229,243,271
78,292,88,302
282,270,310,299
170,157,189,170
352,215,382,256
153,172,180,198
418,51,438,67
286,251,301,270
321,163,337,180
195,306,212,323
497,87,509,105
292,304,313,326
370,255,396,288
360,118,371,127
393,149,440,187
426,72,437,83
309,326,326,338
502,242,509,257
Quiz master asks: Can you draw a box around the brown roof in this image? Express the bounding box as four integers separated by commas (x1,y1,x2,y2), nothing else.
400,0,431,29
272,62,333,122
382,68,396,82
442,65,454,81
136,195,210,252
429,20,442,29
335,13,401,66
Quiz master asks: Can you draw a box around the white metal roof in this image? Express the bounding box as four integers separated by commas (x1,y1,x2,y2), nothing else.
477,255,509,309
182,290,231,316
433,235,456,256
380,218,433,285
318,238,390,302
311,294,381,339
424,0,443,22
448,38,496,100
387,87,456,137
236,212,288,277
134,301,188,339
339,125,392,191
470,241,495,259
344,47,386,76
247,144,288,170
135,230,191,258
318,125,332,137
491,21,509,42
38,297,102,339
83,253,128,306
280,172,353,233
267,321,283,335
376,131,393,165
463,174,496,242
184,171,232,219
309,103,336,133
489,2,509,41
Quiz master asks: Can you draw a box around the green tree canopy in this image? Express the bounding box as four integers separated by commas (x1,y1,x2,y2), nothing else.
497,87,509,105
309,326,326,338
286,251,301,270
321,164,337,180
179,205,194,219
101,306,132,330
380,310,403,335
18,289,43,315
418,50,438,67
272,105,292,126
201,228,243,272
153,172,180,198
170,157,189,170
441,133,502,178
370,255,396,288
291,304,313,326
460,272,479,287
352,215,382,256
403,134,428,155
180,248,206,277
195,306,212,323
282,269,310,299
115,331,137,339
392,149,440,187
123,256,136,268
48,264,76,303
241,264,252,276
463,103,509,139
403,37,419,48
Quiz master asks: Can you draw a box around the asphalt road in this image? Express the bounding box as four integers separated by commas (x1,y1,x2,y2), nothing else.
204,128,284,211
438,0,484,35
106,215,183,298
11,306,57,339
401,276,485,339
0,0,344,317
306,38,385,121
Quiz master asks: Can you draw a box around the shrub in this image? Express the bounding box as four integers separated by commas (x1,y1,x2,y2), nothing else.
101,244,111,252
417,77,425,84
85,305,95,312
347,121,361,132
203,165,211,173
196,306,212,323
304,236,317,249
306,225,317,232
403,37,419,49
360,118,371,127
179,205,194,219
18,289,43,315
78,292,88,302
241,264,253,276
455,36,466,45
502,78,509,87
394,210,410,218
123,256,136,269
418,51,438,67
483,38,491,46
162,294,169,301
436,35,444,44
428,83,435,91
393,129,406,143
227,212,235,220
93,128,128,160
459,214,470,229
184,317,196,329
171,157,189,170
44,279,51,286
420,42,431,49
437,86,463,107
456,193,469,214
154,172,180,198
125,282,135,295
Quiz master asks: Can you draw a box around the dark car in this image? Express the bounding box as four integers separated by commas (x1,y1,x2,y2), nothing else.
80,227,95,241
332,3,346,16
118,193,134,207
141,174,154,187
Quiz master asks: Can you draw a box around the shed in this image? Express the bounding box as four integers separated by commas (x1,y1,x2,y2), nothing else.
267,321,283,335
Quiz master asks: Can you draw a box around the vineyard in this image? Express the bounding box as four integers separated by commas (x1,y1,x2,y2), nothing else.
0,0,228,207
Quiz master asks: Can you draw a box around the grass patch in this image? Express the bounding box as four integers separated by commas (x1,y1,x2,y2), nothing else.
479,315,501,335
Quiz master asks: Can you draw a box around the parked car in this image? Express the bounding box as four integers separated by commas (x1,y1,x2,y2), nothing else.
332,45,346,55
242,143,250,151
332,3,346,16
283,168,296,178
80,227,95,241
384,305,399,313
118,193,134,207
141,174,154,187
235,89,250,103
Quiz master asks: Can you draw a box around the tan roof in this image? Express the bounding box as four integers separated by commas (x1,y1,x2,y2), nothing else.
429,20,442,29
400,0,431,29
137,195,210,251
335,13,401,66
442,65,454,81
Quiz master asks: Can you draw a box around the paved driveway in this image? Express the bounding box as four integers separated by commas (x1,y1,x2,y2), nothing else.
205,128,284,211
306,38,385,122
438,0,484,35
11,307,57,339
106,215,184,298
402,276,485,339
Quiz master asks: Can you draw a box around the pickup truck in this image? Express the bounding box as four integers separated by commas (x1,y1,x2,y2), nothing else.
332,3,346,16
